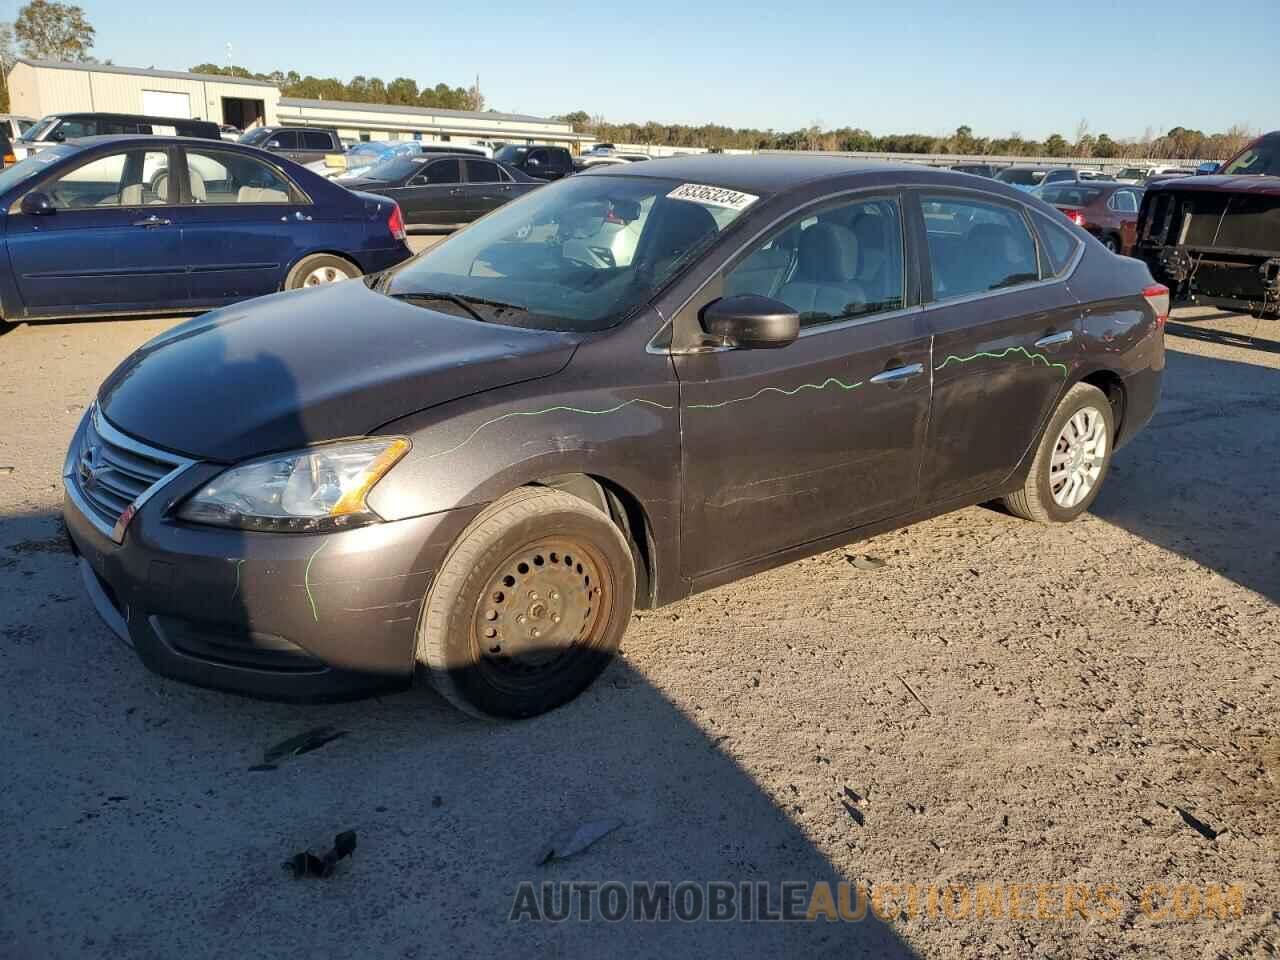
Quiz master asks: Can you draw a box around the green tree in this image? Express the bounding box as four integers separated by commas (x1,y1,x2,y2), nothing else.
1043,133,1069,157
387,77,419,105
14,0,94,61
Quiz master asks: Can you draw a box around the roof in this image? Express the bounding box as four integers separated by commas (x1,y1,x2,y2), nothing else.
278,97,562,126
576,153,934,195
14,58,277,88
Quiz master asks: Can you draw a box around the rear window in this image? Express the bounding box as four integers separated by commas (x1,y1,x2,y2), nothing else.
1034,212,1081,276
301,131,333,150
1040,186,1102,206
1221,136,1280,176
997,168,1046,186
494,145,528,164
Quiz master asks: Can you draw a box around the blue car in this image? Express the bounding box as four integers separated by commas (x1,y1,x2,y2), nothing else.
0,135,412,323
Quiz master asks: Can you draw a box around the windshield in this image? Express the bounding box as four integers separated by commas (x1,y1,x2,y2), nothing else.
997,168,1046,186
1221,136,1280,177
0,145,75,192
18,116,60,142
352,156,424,182
1117,167,1145,179
381,175,756,332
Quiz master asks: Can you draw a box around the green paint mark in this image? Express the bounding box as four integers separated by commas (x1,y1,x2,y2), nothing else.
688,376,864,410
304,541,329,623
935,346,1068,376
424,398,675,460
230,559,246,602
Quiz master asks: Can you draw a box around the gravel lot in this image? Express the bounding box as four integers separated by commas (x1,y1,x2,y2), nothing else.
1,296,1276,959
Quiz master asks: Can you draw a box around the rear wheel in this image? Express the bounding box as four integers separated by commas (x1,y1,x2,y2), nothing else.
1101,234,1119,253
284,253,360,290
416,487,635,719
1004,382,1115,523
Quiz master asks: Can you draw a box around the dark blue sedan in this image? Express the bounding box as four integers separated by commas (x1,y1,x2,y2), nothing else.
0,135,412,323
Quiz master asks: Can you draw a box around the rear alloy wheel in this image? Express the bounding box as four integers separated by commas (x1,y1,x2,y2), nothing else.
417,487,635,719
1004,382,1115,523
1101,235,1119,253
284,253,360,290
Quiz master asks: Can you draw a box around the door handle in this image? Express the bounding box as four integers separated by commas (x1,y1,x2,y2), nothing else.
869,362,924,384
449,188,464,196
133,216,171,228
1034,330,1075,349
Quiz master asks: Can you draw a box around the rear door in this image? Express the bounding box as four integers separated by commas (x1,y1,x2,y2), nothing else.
175,144,314,303
267,129,302,162
297,131,334,165
5,146,188,316
462,158,512,219
915,191,1082,505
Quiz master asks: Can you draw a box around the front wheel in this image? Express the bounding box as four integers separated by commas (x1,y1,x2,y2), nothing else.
1101,235,1120,253
417,487,636,719
284,253,360,290
1004,382,1115,523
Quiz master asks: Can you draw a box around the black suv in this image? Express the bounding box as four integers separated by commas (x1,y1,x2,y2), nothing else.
240,126,343,165
12,112,219,161
493,144,574,180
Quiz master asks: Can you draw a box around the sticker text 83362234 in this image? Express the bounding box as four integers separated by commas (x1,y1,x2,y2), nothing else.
667,183,759,212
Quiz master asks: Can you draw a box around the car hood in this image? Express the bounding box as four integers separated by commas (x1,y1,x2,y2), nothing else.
98,281,580,463
1146,174,1280,197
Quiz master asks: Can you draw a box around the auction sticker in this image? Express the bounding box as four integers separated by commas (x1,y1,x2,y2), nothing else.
667,183,759,211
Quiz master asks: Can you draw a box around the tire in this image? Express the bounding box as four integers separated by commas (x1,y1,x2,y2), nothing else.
1004,382,1115,524
283,253,360,290
416,486,636,720
1101,235,1120,253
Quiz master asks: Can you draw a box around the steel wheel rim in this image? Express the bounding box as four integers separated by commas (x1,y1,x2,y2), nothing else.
1050,404,1108,508
303,265,350,286
472,537,614,693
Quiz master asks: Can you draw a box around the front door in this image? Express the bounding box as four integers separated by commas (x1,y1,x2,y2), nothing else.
6,146,187,316
176,145,310,303
676,192,933,577
399,157,466,227
915,192,1083,504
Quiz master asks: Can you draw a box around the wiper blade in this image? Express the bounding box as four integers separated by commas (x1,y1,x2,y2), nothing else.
387,291,485,323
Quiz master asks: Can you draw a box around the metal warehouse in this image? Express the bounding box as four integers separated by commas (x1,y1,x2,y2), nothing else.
5,59,588,150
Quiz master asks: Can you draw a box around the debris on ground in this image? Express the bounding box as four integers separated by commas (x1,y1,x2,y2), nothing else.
898,675,934,716
284,830,358,879
845,554,887,572
538,818,622,866
249,726,348,771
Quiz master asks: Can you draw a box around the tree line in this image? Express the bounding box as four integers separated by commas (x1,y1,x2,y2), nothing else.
556,114,1258,162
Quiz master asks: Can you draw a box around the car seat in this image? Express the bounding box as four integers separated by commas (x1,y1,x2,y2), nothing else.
776,223,867,321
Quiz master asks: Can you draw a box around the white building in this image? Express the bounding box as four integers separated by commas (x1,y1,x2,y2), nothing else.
7,59,278,130
5,59,591,151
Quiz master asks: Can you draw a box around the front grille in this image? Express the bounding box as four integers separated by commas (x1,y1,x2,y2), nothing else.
68,406,194,541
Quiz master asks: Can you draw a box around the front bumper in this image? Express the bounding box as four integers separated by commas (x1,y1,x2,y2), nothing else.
63,469,479,702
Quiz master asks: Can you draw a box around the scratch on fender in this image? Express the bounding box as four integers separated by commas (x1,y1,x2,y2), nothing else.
688,377,864,410
304,541,329,623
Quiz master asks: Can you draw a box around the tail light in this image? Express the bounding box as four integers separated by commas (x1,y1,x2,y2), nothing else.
1060,208,1086,227
2,152,14,166
387,203,406,242
1142,283,1170,327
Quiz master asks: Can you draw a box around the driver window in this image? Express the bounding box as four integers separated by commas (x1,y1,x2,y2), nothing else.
724,196,905,329
46,150,170,208
416,158,461,185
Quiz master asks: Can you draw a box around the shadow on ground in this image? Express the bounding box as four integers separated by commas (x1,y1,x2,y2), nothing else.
0,504,914,958
1091,344,1280,605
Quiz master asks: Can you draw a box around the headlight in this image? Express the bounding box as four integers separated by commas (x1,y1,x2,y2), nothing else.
178,438,409,532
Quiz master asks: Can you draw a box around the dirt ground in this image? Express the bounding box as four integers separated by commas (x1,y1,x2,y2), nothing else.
0,301,1276,959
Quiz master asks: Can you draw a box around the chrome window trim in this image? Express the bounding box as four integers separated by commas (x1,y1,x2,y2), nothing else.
63,404,198,544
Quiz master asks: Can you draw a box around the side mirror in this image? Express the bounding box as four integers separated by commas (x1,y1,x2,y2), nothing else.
1196,161,1219,175
267,140,281,149
702,295,800,349
20,191,56,216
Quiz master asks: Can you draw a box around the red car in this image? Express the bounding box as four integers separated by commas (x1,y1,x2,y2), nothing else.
1036,181,1145,255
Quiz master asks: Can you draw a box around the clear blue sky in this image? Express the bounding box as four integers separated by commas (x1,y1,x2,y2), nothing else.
46,0,1280,138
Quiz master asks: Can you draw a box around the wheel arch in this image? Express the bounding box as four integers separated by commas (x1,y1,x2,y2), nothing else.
530,473,658,610
1077,368,1127,438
